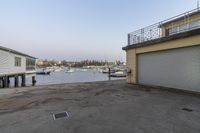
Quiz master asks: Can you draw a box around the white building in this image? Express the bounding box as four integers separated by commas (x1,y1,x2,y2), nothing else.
0,46,37,88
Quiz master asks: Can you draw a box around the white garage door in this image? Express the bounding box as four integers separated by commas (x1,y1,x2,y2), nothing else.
138,45,200,92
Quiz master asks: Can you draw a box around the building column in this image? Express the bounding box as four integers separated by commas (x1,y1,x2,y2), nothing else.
126,49,137,84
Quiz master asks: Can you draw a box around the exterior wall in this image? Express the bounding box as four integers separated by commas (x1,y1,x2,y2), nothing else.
0,50,36,76
136,35,200,54
8,52,26,75
126,49,137,83
0,50,9,76
126,35,200,84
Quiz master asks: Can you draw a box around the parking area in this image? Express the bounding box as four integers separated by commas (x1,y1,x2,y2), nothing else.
0,80,200,133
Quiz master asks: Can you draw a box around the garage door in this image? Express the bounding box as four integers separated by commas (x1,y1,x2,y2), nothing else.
138,45,200,92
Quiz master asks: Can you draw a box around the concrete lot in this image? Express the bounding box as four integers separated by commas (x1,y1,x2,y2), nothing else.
0,80,200,133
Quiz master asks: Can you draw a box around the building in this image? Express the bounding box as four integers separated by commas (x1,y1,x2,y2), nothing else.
36,59,44,66
0,46,37,88
123,8,200,92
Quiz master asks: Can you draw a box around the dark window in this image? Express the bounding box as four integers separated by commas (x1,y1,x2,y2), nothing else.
165,28,170,36
26,58,36,71
15,57,21,67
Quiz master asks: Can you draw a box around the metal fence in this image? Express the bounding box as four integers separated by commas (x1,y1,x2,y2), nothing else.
128,8,200,45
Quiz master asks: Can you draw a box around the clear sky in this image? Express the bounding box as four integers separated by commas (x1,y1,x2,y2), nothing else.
0,0,196,61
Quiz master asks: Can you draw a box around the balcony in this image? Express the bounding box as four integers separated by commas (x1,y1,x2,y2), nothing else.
128,8,200,46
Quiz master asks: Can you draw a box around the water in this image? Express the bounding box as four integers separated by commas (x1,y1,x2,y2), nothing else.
21,69,125,86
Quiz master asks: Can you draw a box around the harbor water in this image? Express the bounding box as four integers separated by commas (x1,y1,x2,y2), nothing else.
9,69,125,87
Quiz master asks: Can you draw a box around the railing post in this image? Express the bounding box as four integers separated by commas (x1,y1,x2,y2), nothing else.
128,34,130,45
150,29,152,39
141,29,143,42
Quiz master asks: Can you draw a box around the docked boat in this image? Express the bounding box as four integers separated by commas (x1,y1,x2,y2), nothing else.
54,68,63,72
36,69,51,75
110,71,126,77
81,69,87,72
66,69,75,73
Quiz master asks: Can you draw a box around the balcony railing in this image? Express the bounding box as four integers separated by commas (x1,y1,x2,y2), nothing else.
128,8,200,45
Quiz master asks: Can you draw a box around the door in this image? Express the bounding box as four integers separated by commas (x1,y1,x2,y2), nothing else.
138,45,200,92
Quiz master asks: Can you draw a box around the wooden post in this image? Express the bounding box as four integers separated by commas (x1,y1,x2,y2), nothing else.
108,67,111,80
21,74,26,87
3,76,8,88
0,78,2,88
15,76,19,87
32,76,36,86
2,77,5,88
7,76,10,88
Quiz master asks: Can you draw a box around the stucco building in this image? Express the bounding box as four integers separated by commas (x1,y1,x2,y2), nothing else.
123,8,200,92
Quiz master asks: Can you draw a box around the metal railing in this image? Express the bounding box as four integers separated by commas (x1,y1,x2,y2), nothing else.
128,8,200,45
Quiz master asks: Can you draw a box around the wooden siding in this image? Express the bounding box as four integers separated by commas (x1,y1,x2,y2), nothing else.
8,52,26,75
0,49,36,76
0,50,9,75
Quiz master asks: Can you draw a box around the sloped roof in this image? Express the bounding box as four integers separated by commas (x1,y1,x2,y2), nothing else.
0,46,37,59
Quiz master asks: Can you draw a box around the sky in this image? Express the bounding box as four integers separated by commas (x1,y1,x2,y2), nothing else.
0,0,196,61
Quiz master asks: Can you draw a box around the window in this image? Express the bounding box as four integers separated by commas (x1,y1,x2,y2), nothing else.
169,27,178,35
15,57,21,67
179,24,188,32
26,58,36,71
189,20,200,29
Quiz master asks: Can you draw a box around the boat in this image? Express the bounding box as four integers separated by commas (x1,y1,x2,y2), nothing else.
54,68,63,72
66,69,75,73
81,69,87,72
36,70,51,75
109,71,126,77
36,68,51,75
102,69,115,74
36,71,51,75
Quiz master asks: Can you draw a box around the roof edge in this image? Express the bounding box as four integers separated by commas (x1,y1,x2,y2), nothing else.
123,28,200,50
0,46,37,59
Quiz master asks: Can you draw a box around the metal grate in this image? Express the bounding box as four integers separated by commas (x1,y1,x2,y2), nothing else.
53,112,69,120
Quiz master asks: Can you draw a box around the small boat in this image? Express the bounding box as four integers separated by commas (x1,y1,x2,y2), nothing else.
109,71,126,77
36,71,51,75
36,68,51,75
66,69,75,73
102,69,115,74
54,68,63,72
81,69,87,72
102,69,109,74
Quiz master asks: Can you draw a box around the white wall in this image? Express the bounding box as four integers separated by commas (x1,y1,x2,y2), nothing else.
8,52,26,75
0,49,27,76
0,49,9,75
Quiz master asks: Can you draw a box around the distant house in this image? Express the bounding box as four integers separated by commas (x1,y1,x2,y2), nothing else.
123,8,200,92
0,46,37,88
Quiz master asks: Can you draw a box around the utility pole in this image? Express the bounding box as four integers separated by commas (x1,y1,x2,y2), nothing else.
197,0,200,9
